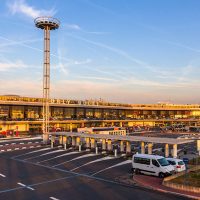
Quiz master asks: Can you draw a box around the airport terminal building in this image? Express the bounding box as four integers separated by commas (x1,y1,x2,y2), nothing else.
0,95,200,134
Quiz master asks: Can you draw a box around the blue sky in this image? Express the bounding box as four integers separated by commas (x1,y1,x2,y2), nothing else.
1,0,200,104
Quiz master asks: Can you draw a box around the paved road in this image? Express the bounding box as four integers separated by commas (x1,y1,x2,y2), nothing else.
0,139,190,200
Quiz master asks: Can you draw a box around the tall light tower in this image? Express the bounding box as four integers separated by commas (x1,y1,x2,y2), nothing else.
34,17,60,143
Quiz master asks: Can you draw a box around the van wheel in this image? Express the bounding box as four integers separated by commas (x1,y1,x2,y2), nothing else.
159,172,165,178
131,168,134,173
135,169,140,174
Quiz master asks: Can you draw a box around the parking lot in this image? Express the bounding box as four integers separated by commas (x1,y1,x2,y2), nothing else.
0,138,191,200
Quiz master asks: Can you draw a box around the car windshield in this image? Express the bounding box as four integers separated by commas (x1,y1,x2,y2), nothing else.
178,161,184,165
168,160,176,165
158,158,170,166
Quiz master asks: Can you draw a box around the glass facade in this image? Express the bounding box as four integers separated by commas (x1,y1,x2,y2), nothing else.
0,106,9,119
51,107,64,119
0,105,198,121
11,106,24,119
64,108,75,119
26,106,40,119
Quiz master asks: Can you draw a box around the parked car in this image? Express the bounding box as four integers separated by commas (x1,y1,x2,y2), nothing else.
132,154,175,178
166,158,186,172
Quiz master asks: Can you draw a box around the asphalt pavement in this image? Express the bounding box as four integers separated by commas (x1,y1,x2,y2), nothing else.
0,138,191,200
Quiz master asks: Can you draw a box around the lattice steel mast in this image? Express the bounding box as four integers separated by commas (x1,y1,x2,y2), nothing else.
34,17,60,143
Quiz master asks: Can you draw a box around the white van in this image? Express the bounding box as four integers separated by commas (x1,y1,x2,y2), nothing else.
132,154,175,178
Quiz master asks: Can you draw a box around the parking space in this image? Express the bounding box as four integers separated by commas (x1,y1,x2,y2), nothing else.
0,139,190,200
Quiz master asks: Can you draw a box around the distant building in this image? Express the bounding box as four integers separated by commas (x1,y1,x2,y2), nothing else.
0,95,200,134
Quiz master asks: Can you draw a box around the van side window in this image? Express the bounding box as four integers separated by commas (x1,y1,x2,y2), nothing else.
152,159,160,167
134,157,150,165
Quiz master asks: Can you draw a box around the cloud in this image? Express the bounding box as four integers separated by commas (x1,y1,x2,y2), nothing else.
0,60,26,71
64,23,109,35
65,33,163,74
0,36,42,48
2,77,200,103
7,0,56,19
65,24,81,30
0,79,41,97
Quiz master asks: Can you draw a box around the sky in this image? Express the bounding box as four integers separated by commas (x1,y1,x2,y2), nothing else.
1,0,200,104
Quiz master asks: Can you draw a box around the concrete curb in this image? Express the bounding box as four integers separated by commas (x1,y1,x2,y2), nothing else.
134,177,200,200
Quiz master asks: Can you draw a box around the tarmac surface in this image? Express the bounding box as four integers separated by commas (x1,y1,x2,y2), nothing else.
0,138,191,200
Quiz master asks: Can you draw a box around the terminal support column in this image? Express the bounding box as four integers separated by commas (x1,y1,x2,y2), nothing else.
197,140,200,155
76,137,81,147
59,136,63,145
63,136,67,149
126,141,131,154
72,137,76,146
148,143,153,155
172,144,177,158
141,141,145,154
165,144,169,157
102,139,106,151
91,138,96,149
51,135,55,148
86,138,90,148
120,141,124,152
107,140,112,151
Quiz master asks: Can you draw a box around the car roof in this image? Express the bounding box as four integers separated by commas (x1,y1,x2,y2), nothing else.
166,158,183,162
133,153,164,159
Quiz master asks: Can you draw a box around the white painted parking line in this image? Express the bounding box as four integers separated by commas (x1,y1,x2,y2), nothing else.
0,173,6,178
12,147,51,158
50,197,60,200
1,150,5,152
53,153,97,167
17,182,35,191
17,182,26,187
7,149,12,151
0,136,42,144
26,186,35,191
70,156,116,172
20,143,24,144
35,142,39,144
22,147,27,149
28,142,32,144
36,145,41,147
15,148,19,150
37,149,78,163
30,146,34,148
25,149,64,161
91,160,132,176
5,144,9,146
11,143,16,145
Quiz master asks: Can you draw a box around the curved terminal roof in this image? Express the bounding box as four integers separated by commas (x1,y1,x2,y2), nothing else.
50,132,194,145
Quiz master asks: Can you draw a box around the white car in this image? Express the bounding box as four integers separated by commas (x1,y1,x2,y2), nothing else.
166,158,186,172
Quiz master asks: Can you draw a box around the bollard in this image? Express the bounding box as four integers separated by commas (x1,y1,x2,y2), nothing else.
64,143,66,150
95,147,98,154
79,145,82,152
114,149,117,157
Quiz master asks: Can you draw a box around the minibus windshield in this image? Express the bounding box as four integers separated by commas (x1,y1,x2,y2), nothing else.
158,158,170,166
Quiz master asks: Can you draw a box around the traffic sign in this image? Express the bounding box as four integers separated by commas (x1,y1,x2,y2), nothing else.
183,157,189,164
